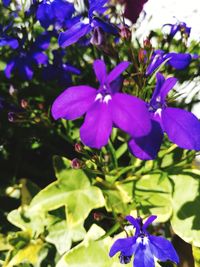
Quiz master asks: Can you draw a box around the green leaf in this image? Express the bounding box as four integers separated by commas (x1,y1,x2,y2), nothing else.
56,224,127,267
135,173,173,222
28,157,105,252
171,170,200,246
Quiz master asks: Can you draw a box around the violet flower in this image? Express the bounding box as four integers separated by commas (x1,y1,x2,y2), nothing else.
51,59,151,149
0,24,18,49
163,21,191,38
109,215,179,267
58,0,118,47
5,33,51,80
36,0,74,29
129,72,200,160
146,50,192,76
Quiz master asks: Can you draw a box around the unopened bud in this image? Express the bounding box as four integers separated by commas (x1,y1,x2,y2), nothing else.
93,212,104,221
90,27,105,46
138,48,147,64
21,99,28,109
143,39,152,49
119,25,131,41
74,143,83,153
71,158,82,169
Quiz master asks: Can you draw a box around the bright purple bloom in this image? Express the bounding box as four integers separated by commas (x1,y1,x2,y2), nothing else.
58,0,118,47
146,50,192,76
51,59,151,149
163,21,191,38
129,72,200,160
36,0,74,29
109,215,179,267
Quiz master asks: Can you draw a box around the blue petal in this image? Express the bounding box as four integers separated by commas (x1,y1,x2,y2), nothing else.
92,17,118,35
134,243,155,267
58,22,92,47
149,235,179,264
129,119,163,160
93,59,107,84
5,60,15,78
162,107,200,150
32,52,48,65
143,215,157,230
165,53,192,69
0,38,19,49
146,50,165,76
52,0,74,23
36,3,54,28
107,61,130,83
109,236,136,257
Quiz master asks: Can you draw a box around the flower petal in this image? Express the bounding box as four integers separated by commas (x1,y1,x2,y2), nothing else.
80,101,112,149
51,86,96,120
58,22,91,47
162,107,200,150
149,235,179,264
107,61,130,83
5,60,15,78
125,215,140,233
134,243,155,267
109,237,136,257
111,93,151,137
165,53,192,69
143,215,157,230
129,119,163,160
93,59,107,84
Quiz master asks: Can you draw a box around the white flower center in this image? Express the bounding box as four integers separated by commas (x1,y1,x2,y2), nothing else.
95,93,112,104
155,108,162,117
137,236,149,246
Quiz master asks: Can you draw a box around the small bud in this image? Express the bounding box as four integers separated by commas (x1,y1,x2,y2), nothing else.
143,39,152,49
93,212,104,221
71,158,82,169
9,85,17,97
21,99,28,109
119,25,131,41
38,103,44,110
138,48,147,64
90,27,105,46
74,143,83,153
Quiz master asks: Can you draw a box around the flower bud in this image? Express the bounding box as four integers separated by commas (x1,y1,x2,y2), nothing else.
143,39,152,49
21,99,28,109
90,27,105,46
93,212,104,221
138,48,147,64
71,158,82,169
119,25,131,41
74,142,83,153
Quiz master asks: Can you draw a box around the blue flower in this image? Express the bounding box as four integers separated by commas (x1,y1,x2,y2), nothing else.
36,0,74,29
51,59,151,149
146,50,192,76
4,32,51,80
58,0,118,47
109,215,179,267
129,72,200,160
0,24,19,49
163,21,191,38
2,0,11,7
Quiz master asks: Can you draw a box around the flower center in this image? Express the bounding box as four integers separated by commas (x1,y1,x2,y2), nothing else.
95,93,112,104
137,235,149,246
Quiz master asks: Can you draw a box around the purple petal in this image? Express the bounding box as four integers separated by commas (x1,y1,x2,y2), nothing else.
162,107,200,150
107,61,130,83
5,60,15,78
58,22,91,47
51,86,96,120
111,93,151,137
23,65,33,80
134,243,155,267
150,72,165,106
109,237,136,257
149,235,179,264
143,215,157,230
80,101,112,149
32,52,48,64
125,215,140,233
129,119,163,160
145,50,165,76
165,53,192,69
36,3,54,28
92,17,118,35
93,59,107,84
160,77,177,103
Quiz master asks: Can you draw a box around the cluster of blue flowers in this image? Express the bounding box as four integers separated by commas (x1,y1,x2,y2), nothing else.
1,1,199,266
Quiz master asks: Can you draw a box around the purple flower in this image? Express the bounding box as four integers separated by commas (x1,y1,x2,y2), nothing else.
146,50,192,76
0,24,19,49
109,215,179,267
36,0,74,29
51,59,151,149
58,0,118,47
4,33,50,80
2,0,11,7
163,21,191,38
129,72,200,160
